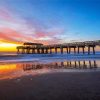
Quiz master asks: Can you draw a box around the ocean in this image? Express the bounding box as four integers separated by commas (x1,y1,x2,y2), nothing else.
0,52,100,80
0,52,100,63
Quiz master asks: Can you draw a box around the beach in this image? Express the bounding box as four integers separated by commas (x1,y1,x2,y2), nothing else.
0,53,100,100
0,71,100,100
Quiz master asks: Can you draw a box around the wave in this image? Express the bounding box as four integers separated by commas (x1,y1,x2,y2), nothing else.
0,52,100,63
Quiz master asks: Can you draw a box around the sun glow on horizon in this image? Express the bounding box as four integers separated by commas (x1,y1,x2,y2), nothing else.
0,42,21,52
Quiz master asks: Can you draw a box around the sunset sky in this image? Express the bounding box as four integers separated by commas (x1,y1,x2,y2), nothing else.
0,0,100,52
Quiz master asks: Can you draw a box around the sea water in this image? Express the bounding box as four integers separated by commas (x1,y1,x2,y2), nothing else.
0,52,100,80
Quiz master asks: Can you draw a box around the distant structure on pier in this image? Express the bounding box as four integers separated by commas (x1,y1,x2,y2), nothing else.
17,40,100,55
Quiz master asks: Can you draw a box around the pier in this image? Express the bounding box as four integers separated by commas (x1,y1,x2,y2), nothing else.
17,40,100,54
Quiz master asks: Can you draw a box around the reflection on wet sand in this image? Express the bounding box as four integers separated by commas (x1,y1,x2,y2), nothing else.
0,60,99,80
23,60,98,71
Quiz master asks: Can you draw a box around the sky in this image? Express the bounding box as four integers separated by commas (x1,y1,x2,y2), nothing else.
0,0,100,51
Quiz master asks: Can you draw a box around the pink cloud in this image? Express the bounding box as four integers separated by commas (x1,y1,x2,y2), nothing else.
0,6,65,44
0,26,65,44
0,6,14,22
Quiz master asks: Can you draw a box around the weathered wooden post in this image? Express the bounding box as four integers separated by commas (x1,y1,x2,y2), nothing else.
21,48,23,54
37,48,40,54
45,48,48,54
50,48,52,54
26,49,28,54
27,48,30,54
78,47,80,54
93,46,95,54
88,46,90,55
61,47,63,54
82,47,85,54
32,49,35,54
55,48,57,54
39,49,41,54
22,48,25,54
66,47,68,54
69,47,71,54
17,48,19,54
74,47,76,54
41,48,44,54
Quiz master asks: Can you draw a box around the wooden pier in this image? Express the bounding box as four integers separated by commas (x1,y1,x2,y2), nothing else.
17,40,100,54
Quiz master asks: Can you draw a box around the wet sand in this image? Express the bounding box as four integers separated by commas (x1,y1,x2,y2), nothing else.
0,71,100,100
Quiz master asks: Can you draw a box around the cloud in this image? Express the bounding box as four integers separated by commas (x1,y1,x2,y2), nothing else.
0,5,66,44
0,5,15,22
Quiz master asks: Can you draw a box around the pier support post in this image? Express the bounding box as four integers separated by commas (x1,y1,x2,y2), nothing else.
78,47,80,54
88,46,90,55
45,48,48,54
50,48,52,54
37,49,40,54
26,49,28,54
61,47,63,54
74,47,76,54
32,49,35,54
55,48,57,54
41,48,44,54
93,46,95,54
17,49,19,54
20,49,22,54
69,47,71,54
82,47,85,54
66,47,68,54
28,49,30,54
22,48,25,54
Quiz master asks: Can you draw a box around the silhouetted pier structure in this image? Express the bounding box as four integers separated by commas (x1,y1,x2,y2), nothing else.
17,40,100,54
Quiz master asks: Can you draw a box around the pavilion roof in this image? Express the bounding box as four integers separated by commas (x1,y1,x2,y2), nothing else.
24,42,43,45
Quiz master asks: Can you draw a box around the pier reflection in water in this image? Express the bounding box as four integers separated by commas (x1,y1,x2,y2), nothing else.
0,60,99,80
23,60,98,71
